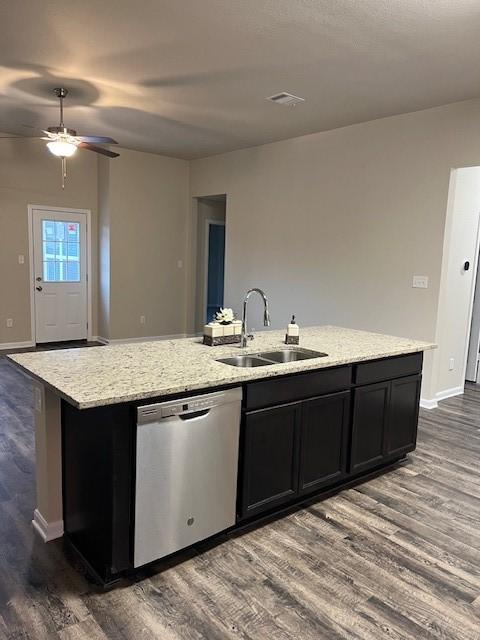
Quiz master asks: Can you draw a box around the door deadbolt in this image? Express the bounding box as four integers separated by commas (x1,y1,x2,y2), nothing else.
36,276,42,282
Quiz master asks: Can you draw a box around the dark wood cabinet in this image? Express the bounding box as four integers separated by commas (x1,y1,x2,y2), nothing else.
350,373,422,473
299,391,350,495
386,374,421,457
350,381,390,474
240,402,301,518
240,390,352,518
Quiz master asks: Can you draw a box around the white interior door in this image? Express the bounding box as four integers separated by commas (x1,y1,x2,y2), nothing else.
32,209,87,343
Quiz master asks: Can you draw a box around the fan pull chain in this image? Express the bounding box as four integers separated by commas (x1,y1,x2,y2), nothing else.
61,156,67,189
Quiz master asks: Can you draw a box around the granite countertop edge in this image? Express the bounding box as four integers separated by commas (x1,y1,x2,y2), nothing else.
6,326,436,410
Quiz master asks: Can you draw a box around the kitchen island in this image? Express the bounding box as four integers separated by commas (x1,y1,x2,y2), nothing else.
8,326,435,584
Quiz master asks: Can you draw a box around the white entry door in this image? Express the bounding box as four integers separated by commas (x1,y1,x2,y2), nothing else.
32,209,88,343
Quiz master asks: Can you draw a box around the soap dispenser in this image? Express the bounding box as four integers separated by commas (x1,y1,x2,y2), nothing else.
285,315,299,345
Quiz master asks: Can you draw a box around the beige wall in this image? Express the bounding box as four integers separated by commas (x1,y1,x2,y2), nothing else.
189,98,480,399
6,97,480,401
97,156,111,340
1,140,188,346
101,148,189,340
0,137,98,344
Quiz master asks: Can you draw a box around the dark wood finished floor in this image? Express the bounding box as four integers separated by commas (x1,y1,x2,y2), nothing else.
0,340,103,355
0,356,479,640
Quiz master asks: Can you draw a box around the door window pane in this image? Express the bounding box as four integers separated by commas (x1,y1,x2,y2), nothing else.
44,261,56,281
67,242,79,258
42,221,56,240
66,261,80,281
43,241,56,257
55,221,66,241
41,220,81,282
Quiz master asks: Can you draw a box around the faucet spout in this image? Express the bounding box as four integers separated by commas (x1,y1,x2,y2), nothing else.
240,288,271,348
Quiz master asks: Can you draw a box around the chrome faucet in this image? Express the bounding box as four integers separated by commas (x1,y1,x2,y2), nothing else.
240,288,271,347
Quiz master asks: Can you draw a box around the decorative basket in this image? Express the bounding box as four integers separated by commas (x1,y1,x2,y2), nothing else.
203,321,242,347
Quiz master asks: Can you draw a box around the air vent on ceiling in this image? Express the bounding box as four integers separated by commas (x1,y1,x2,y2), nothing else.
266,92,305,106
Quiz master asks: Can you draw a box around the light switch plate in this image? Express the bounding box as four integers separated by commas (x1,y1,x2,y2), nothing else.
413,275,429,289
18,254,25,264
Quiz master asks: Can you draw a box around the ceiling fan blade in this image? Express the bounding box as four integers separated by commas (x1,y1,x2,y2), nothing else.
77,142,120,158
0,135,43,139
75,135,118,144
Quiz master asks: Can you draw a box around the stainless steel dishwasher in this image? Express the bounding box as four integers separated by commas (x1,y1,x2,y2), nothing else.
134,387,242,567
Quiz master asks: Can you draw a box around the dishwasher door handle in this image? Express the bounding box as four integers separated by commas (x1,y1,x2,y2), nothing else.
178,408,211,421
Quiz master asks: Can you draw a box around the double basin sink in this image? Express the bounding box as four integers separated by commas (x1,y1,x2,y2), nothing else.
217,348,328,367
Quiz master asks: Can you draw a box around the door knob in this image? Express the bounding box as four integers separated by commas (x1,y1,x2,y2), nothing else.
36,286,43,291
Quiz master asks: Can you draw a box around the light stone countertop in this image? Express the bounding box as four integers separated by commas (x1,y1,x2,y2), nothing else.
7,326,436,410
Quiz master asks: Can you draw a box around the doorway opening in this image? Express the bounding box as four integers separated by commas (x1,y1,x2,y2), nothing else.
431,166,480,404
466,256,480,383
194,195,226,334
28,205,92,344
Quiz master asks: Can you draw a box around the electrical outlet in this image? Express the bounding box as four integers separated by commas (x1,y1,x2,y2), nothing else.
449,358,454,371
412,275,429,289
177,259,183,269
140,315,146,325
6,318,13,328
18,254,25,264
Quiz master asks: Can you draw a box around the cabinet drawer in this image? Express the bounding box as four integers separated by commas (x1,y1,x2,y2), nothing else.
244,366,352,411
354,353,422,386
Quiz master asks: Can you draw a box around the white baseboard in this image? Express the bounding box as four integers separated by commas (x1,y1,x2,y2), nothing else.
435,385,465,402
0,340,35,351
32,508,63,542
420,385,465,410
420,398,438,410
100,333,190,344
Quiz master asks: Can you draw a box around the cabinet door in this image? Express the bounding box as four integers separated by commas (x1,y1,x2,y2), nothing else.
386,374,421,457
240,402,301,519
350,381,390,474
299,391,350,495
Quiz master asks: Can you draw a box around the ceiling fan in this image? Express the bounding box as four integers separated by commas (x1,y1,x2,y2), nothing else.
1,87,119,188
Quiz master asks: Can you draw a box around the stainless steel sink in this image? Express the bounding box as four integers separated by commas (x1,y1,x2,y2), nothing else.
216,348,328,367
216,355,272,367
256,348,328,363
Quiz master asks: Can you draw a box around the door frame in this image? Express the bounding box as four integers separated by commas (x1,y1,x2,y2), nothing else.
203,218,226,324
28,204,93,344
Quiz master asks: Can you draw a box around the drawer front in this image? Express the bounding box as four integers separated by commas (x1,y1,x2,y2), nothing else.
354,353,423,386
244,366,352,411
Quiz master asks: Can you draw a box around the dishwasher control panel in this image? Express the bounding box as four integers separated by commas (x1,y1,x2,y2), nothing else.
137,388,242,423
160,397,212,418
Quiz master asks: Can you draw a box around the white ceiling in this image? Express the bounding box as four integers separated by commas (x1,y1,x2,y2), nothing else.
1,0,480,159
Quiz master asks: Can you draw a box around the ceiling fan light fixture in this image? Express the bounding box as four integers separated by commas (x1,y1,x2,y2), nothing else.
47,140,77,157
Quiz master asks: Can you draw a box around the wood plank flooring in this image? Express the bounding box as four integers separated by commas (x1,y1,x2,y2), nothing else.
0,355,479,639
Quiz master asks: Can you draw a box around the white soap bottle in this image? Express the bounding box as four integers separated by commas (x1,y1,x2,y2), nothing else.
285,315,299,345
